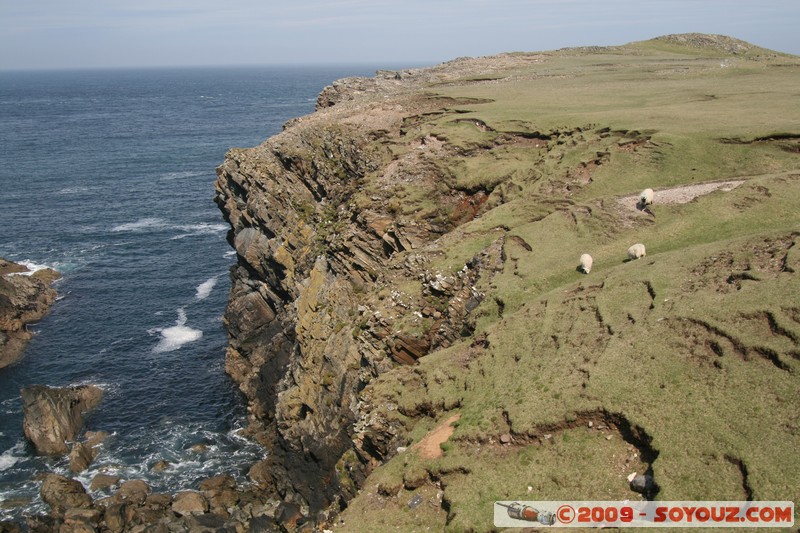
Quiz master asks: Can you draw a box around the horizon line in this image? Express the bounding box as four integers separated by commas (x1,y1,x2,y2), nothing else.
0,60,441,74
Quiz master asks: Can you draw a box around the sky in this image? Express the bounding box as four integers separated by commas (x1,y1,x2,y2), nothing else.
1,0,798,71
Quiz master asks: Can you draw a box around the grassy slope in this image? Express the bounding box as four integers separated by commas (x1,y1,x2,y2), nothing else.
337,37,800,531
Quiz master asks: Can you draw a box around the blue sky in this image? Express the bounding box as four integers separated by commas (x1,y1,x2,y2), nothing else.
1,0,798,70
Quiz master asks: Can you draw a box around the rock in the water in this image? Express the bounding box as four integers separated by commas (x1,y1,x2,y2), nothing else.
150,459,170,472
21,385,103,456
0,258,59,369
69,430,108,472
89,473,121,492
40,474,92,517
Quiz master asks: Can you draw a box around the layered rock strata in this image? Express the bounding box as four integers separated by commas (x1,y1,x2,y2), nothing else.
21,384,103,456
0,258,59,368
214,61,513,518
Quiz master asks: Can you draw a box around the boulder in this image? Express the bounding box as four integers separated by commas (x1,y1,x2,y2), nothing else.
101,503,129,533
24,515,59,533
21,385,103,456
114,479,151,505
150,459,170,472
199,474,239,514
89,473,121,492
40,474,92,517
69,430,108,472
62,508,101,532
171,491,208,516
198,474,236,492
144,493,172,510
247,460,273,489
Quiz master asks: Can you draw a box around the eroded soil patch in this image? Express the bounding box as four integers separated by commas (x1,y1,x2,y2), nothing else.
414,413,461,459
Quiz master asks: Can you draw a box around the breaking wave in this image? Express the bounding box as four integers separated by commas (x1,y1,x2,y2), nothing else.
111,217,168,232
195,276,218,301
151,308,203,353
0,441,25,472
112,217,227,238
4,259,56,276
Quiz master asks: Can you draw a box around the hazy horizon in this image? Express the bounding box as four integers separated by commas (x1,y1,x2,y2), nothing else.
1,1,798,72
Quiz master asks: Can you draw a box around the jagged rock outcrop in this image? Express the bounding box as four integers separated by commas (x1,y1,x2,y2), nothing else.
39,474,93,518
68,430,109,472
216,39,782,522
0,258,59,368
21,384,103,456
213,59,516,521
24,472,279,532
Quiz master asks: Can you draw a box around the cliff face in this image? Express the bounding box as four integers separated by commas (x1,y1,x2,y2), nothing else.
0,258,59,368
215,37,800,529
214,64,512,514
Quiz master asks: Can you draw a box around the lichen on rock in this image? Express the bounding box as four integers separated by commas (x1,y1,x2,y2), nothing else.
21,384,103,456
212,61,512,517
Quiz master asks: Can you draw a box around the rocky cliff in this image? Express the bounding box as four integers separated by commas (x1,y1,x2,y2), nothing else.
215,36,800,530
0,258,59,368
214,60,521,517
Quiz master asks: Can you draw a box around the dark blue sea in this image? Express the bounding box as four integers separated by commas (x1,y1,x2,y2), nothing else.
0,65,389,519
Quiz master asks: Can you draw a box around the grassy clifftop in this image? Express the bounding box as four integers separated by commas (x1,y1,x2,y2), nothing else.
329,35,800,531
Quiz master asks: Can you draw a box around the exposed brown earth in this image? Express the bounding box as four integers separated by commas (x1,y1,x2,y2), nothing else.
414,414,461,459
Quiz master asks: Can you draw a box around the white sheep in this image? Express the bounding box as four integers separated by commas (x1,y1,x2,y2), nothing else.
579,253,593,274
638,188,654,207
627,243,646,260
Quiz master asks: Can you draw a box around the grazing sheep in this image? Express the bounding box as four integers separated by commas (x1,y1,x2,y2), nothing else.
579,253,593,274
627,243,646,260
638,188,654,207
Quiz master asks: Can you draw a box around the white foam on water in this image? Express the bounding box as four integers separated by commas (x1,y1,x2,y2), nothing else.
0,441,26,472
112,218,226,239
159,170,205,181
112,217,168,232
5,259,55,276
56,185,98,195
223,250,236,258
170,222,229,240
195,276,218,300
152,308,202,353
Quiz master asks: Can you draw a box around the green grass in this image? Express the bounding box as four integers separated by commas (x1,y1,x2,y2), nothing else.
335,36,800,531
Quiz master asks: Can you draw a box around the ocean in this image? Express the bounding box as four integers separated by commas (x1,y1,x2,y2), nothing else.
0,65,388,519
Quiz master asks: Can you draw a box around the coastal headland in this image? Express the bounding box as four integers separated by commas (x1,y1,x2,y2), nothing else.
0,258,59,369
214,33,800,530
9,33,800,532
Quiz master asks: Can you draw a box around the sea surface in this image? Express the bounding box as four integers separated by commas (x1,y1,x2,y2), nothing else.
0,65,390,519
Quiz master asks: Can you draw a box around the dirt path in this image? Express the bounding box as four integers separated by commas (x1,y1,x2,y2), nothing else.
414,414,461,459
617,179,744,211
